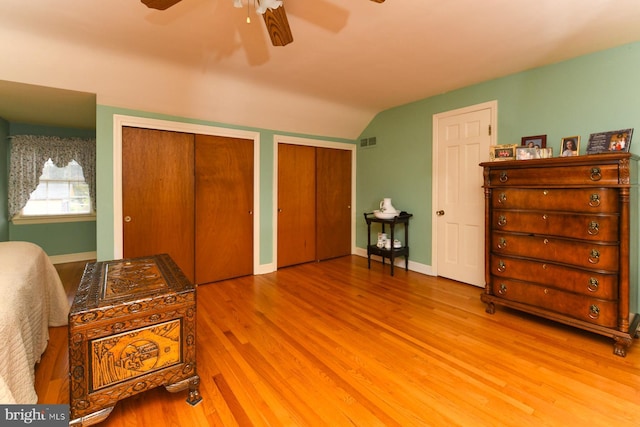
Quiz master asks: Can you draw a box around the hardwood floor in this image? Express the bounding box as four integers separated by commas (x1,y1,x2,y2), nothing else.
39,256,640,426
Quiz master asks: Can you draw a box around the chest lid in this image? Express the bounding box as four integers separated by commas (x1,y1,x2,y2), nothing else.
71,254,193,313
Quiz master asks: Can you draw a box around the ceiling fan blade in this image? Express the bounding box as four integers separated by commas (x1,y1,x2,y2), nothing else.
370,0,386,3
140,0,183,10
263,5,294,46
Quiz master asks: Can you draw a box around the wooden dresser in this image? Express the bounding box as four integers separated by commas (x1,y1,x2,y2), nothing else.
480,153,639,356
69,254,201,426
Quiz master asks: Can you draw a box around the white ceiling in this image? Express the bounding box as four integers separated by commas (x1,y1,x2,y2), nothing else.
1,0,640,137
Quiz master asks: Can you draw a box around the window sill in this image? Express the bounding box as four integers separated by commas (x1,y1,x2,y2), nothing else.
11,213,96,225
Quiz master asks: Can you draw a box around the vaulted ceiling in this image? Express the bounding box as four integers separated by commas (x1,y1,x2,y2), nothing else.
1,0,640,138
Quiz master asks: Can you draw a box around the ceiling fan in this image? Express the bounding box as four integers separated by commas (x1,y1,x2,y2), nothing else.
140,0,385,47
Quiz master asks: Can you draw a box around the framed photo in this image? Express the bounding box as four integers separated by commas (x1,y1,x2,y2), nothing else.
586,129,633,154
490,144,517,161
516,147,540,160
561,136,580,157
521,135,547,149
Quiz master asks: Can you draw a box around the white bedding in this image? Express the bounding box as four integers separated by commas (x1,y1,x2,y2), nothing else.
0,241,70,404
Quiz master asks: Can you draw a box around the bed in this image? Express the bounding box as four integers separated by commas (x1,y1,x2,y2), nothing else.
0,241,70,404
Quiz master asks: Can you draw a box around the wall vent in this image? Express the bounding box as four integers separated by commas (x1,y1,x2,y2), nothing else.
360,137,377,149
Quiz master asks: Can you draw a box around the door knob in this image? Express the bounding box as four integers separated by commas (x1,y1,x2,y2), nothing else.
436,210,445,216
124,216,132,223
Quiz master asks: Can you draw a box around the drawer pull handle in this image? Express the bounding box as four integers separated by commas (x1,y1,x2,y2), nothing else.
589,304,600,319
587,221,600,235
589,194,601,207
498,192,507,204
497,215,507,227
497,260,506,273
542,190,548,196
499,171,508,183
542,264,548,269
543,238,549,244
544,288,549,295
498,283,507,295
590,167,602,181
588,249,600,264
587,277,599,292
497,237,507,249
542,214,548,220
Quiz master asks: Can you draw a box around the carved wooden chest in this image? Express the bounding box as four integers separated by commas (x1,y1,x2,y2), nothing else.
69,254,201,426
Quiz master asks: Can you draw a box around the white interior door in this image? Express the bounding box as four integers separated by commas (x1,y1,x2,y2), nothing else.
433,103,495,287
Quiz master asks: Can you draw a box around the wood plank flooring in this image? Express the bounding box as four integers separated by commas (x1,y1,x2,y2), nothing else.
39,256,640,426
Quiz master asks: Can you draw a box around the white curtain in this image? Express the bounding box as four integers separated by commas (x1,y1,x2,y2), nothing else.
8,135,96,218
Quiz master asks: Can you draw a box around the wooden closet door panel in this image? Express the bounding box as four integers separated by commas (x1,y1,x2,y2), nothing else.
316,147,352,260
122,127,195,282
195,134,253,284
277,144,316,268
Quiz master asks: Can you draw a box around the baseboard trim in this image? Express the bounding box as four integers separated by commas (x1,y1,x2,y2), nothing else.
50,251,97,265
258,251,434,277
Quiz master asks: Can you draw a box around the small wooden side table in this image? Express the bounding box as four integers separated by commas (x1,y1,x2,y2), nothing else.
364,212,412,276
69,254,202,426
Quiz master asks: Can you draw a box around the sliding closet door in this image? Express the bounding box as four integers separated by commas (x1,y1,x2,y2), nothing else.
195,134,254,284
122,127,195,282
277,144,316,268
316,147,352,260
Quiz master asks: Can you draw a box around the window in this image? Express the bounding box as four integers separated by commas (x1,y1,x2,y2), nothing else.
8,134,96,224
21,159,92,216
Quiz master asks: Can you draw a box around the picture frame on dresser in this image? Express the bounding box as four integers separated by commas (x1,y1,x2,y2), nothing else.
561,136,580,157
521,134,547,148
490,144,517,161
515,147,540,160
586,128,633,154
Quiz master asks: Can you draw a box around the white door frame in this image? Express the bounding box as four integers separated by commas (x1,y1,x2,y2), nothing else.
272,135,357,270
112,114,261,275
430,100,497,277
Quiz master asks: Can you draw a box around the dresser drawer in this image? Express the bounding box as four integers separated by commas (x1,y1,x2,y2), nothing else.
492,210,618,241
490,277,618,327
487,163,621,187
491,188,618,213
489,255,618,299
491,232,619,271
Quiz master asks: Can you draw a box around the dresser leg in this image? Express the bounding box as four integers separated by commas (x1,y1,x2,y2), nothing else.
613,336,632,357
485,302,495,314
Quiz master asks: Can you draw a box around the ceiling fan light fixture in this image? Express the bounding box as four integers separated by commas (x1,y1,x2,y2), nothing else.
255,0,283,15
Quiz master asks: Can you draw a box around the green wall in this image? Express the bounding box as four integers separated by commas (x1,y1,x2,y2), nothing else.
356,41,640,268
0,117,8,241
25,39,640,269
95,106,354,264
2,123,96,256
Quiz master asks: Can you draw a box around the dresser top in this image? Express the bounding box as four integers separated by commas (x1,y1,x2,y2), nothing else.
480,152,637,168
